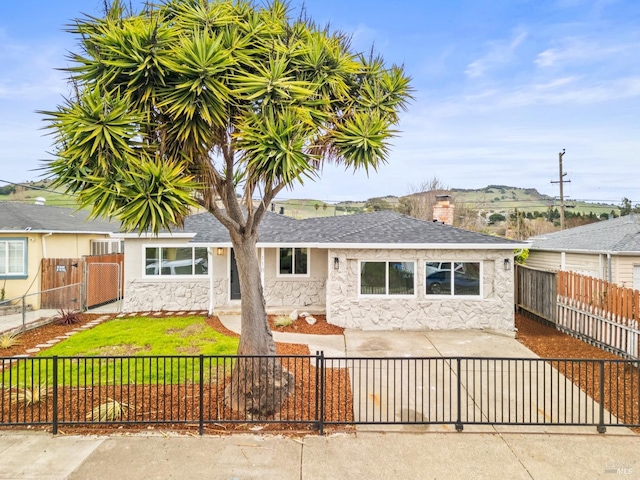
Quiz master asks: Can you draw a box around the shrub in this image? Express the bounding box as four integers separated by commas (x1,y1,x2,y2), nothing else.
0,331,21,349
274,316,293,327
87,398,129,421
6,385,50,406
55,309,82,326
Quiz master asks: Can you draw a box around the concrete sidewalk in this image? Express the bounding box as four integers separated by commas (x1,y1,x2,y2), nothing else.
1,430,639,479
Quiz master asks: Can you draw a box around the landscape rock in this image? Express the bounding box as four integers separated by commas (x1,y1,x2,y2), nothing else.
305,315,317,325
289,309,299,320
299,311,310,318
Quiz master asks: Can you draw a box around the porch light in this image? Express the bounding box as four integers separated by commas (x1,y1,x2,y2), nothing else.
504,258,511,271
334,257,339,270
217,248,224,256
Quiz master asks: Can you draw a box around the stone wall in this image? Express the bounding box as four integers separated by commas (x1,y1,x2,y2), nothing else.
326,248,515,333
263,278,326,307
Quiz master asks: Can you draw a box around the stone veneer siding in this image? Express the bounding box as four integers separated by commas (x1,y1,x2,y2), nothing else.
326,248,515,332
122,276,325,311
122,278,226,312
263,278,326,307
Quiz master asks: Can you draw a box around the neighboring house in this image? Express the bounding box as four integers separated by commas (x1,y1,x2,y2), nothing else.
0,202,121,305
118,210,525,332
526,214,640,289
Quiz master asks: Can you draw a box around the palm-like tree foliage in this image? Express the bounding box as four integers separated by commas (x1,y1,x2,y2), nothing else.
42,0,412,361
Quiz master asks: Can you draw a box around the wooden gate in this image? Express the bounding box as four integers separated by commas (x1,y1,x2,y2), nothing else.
85,254,124,308
40,258,84,310
515,264,557,323
41,254,124,310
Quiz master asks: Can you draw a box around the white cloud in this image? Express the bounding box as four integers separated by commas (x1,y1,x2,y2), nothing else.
535,37,633,68
465,28,528,78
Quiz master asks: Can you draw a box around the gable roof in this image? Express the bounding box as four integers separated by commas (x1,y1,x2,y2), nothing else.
0,202,120,234
528,214,640,253
181,210,522,249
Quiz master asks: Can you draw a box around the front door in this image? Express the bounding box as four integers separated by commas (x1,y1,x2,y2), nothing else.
230,249,241,300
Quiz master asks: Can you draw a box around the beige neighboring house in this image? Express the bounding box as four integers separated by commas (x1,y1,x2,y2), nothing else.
526,214,640,289
117,210,525,333
0,201,121,307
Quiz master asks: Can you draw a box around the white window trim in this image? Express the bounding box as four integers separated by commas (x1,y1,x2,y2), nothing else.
276,247,311,278
425,260,483,298
0,238,27,278
358,260,417,298
142,244,209,278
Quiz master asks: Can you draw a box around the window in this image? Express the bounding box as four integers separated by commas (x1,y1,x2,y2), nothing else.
144,246,208,276
278,248,308,276
360,261,415,296
426,261,480,296
0,239,27,277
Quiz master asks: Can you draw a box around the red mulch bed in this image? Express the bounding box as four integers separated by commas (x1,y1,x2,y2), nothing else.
268,314,345,335
516,311,640,433
1,313,353,436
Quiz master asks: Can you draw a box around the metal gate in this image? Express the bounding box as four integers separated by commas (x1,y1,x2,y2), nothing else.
84,262,122,309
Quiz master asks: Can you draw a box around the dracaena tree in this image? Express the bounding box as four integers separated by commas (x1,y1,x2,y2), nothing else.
43,0,412,415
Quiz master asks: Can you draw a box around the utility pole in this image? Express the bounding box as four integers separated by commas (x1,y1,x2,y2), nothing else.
550,149,570,229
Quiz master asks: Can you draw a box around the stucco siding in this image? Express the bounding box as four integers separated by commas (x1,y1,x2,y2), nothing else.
326,248,515,332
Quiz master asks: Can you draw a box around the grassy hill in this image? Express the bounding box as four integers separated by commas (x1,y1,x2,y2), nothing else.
2,180,620,220
450,185,618,217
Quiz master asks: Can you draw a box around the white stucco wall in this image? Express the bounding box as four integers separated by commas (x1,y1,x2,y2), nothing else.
326,248,515,333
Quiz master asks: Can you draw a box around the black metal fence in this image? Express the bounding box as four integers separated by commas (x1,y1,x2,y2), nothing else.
1,354,639,434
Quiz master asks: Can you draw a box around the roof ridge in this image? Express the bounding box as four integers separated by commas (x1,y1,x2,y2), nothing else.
323,212,403,241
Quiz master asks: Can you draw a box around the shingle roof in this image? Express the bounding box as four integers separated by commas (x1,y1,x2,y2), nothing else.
0,202,121,233
528,214,640,253
185,210,520,247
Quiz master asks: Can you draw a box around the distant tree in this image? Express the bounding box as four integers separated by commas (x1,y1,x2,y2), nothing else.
488,213,506,224
397,176,449,221
365,197,394,212
0,185,16,195
619,197,640,216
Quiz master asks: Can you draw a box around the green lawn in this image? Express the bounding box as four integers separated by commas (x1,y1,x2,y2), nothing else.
4,316,239,387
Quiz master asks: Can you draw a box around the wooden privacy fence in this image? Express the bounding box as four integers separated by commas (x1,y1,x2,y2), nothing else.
557,271,640,358
516,265,640,358
516,265,557,322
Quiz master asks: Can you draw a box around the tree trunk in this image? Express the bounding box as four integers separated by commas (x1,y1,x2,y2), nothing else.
224,232,294,417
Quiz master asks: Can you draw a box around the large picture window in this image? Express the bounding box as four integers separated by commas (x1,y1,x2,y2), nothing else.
145,246,208,276
360,261,415,296
0,239,27,277
278,248,308,276
426,261,481,296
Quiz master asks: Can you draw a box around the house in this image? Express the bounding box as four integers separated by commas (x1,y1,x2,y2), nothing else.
0,202,121,306
118,210,525,332
526,214,640,289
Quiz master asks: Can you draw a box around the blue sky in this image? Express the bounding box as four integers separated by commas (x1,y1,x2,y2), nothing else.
1,0,639,205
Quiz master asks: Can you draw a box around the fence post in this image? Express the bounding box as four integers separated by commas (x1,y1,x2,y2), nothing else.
455,358,463,432
314,351,325,435
21,296,26,331
199,355,204,436
597,361,607,433
52,356,58,435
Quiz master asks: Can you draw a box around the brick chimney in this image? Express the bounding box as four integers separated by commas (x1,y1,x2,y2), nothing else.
433,195,454,225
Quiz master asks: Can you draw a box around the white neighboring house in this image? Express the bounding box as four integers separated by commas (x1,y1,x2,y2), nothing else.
116,210,525,333
526,214,640,289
